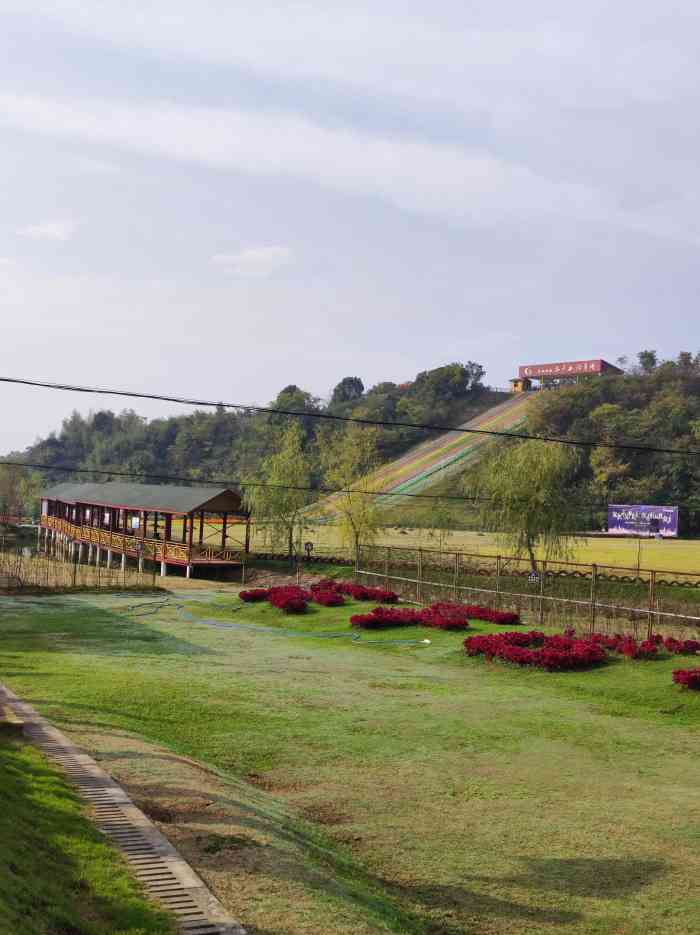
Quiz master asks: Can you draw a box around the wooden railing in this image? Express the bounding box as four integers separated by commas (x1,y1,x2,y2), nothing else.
41,516,243,564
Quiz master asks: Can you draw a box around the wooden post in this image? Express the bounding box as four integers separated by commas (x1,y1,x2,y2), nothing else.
199,511,204,545
221,512,228,549
453,552,460,600
496,555,501,609
141,511,147,540
385,546,390,589
244,519,251,555
187,512,194,563
417,547,423,603
181,514,187,544
153,512,159,538
590,564,598,634
648,570,656,639
165,514,172,542
538,561,546,625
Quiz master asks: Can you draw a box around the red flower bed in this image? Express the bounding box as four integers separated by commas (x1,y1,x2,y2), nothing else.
267,586,311,614
419,602,473,630
333,581,399,603
457,604,521,626
673,668,700,690
464,630,605,671
663,637,700,655
350,606,424,628
313,590,345,607
239,589,270,602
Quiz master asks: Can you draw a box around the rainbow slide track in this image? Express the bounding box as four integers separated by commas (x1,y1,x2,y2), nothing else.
368,392,533,496
317,393,533,517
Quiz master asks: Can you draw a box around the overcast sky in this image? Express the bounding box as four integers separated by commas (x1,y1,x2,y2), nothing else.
2,1,700,453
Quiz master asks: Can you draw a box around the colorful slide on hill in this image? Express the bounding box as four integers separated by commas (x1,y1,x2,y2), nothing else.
318,394,534,518
368,392,533,496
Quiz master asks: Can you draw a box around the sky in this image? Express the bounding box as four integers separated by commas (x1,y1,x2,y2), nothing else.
2,1,700,453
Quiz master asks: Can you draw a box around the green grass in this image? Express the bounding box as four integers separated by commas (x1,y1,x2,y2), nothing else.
2,591,700,934
0,732,175,935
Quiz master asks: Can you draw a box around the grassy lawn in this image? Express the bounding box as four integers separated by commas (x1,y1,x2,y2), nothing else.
1,590,700,933
0,731,175,935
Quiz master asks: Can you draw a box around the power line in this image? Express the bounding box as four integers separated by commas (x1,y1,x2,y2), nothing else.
1,374,698,457
0,458,485,504
7,456,696,513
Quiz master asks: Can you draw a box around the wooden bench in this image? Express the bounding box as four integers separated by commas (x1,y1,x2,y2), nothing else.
0,703,24,735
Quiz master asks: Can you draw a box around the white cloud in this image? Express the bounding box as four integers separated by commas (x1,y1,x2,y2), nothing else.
17,218,79,241
0,93,610,231
211,246,293,278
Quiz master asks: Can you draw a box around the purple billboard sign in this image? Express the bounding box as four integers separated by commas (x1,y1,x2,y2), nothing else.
608,504,679,538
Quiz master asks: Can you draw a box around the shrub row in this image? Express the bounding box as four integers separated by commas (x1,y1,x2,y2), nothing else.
464,630,607,671
458,605,521,626
586,631,700,660
350,606,425,628
672,669,700,690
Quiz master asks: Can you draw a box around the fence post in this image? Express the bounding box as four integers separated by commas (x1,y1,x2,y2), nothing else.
453,552,459,600
417,548,423,603
538,561,546,626
590,563,597,634
385,547,390,589
496,555,501,609
648,570,656,639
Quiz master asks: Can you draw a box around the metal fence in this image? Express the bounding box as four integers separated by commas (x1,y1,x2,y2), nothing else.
357,544,700,636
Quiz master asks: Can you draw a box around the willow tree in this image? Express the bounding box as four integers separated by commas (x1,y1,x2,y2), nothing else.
245,422,311,565
466,440,581,571
321,425,381,565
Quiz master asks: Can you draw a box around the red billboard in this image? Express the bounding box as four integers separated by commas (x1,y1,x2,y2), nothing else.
518,359,618,380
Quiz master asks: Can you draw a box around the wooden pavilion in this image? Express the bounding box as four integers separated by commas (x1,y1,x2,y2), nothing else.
40,482,250,577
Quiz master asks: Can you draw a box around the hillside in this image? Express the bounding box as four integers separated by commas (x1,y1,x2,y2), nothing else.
395,350,700,535
3,361,494,513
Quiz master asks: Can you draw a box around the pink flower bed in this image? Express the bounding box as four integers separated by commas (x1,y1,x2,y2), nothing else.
464,630,606,671
673,668,700,690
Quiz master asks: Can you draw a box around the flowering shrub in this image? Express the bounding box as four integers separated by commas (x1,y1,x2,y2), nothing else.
673,668,700,690
663,637,700,655
312,590,345,607
267,586,311,614
464,630,605,671
333,581,399,603
239,589,270,602
350,606,424,628
457,605,521,626
418,602,472,630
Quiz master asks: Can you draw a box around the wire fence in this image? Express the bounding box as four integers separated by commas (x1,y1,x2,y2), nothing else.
0,548,161,592
357,544,700,636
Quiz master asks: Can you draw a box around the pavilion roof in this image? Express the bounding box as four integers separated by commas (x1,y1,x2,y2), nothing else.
41,481,246,515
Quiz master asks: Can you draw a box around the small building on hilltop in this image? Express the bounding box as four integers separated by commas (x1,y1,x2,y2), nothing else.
39,481,250,578
510,358,624,393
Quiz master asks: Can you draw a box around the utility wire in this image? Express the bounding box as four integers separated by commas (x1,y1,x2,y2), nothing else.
1,375,697,457
0,458,486,503
5,457,692,513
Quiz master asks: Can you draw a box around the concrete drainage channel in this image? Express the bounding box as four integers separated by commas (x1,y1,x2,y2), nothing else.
0,685,246,935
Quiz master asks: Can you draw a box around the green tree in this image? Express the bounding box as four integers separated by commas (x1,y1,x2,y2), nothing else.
637,349,658,373
466,440,581,571
245,423,312,565
321,426,381,565
331,376,365,407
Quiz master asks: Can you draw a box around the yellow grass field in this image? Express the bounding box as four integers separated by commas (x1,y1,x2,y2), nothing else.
185,518,700,575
